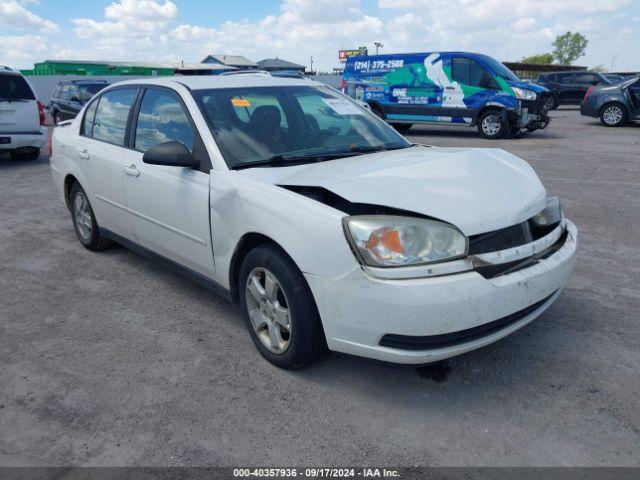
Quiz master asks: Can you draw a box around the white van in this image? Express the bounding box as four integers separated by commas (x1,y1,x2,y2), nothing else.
0,67,47,161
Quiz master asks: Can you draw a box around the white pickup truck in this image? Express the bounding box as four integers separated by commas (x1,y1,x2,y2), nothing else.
0,67,47,161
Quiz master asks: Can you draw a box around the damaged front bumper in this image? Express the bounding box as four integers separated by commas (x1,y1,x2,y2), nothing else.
304,220,578,365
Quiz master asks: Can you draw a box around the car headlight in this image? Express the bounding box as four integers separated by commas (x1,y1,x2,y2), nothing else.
343,215,467,267
512,87,537,101
532,197,562,226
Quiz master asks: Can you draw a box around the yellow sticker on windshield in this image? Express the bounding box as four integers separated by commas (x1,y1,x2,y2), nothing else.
231,98,251,107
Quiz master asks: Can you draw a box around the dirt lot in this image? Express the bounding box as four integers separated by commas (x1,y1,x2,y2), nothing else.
1,108,639,466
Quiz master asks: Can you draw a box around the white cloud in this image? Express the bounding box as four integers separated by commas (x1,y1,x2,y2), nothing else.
2,0,638,71
73,0,178,40
0,34,49,60
0,0,58,33
104,0,178,22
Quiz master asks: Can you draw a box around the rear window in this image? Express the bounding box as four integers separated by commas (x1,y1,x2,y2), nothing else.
0,74,35,100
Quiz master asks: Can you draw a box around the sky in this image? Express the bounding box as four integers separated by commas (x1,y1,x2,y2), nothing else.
1,0,639,72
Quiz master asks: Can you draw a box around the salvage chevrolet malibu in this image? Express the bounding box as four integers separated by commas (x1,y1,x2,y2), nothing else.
50,75,578,368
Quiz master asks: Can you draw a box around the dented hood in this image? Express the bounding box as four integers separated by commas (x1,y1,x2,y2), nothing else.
235,146,547,236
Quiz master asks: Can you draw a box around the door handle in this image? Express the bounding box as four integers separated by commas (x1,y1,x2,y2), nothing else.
445,86,455,90
123,164,140,177
78,149,89,160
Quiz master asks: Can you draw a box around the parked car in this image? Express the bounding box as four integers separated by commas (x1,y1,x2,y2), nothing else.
50,76,578,368
536,71,611,110
342,52,551,139
0,66,47,161
602,73,626,84
580,76,640,126
49,80,108,124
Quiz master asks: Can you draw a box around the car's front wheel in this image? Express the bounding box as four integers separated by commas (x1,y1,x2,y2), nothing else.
600,103,627,127
69,183,112,251
477,110,507,139
53,110,62,125
239,244,326,369
391,123,412,133
543,95,558,111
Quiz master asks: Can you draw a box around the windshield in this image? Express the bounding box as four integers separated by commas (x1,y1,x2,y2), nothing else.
192,85,410,168
477,55,520,82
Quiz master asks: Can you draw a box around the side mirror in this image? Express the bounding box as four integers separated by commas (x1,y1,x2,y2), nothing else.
142,141,199,168
70,95,80,102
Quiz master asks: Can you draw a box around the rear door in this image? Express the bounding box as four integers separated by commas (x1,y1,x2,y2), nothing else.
0,73,39,134
122,86,214,276
76,87,139,240
573,73,598,103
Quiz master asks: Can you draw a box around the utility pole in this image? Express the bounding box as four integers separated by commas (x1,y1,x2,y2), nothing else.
610,54,618,72
310,56,314,74
374,42,383,55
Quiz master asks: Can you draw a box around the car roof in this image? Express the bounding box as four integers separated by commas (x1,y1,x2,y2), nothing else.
106,74,322,91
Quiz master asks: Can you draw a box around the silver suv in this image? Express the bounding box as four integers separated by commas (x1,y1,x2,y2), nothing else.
0,67,47,161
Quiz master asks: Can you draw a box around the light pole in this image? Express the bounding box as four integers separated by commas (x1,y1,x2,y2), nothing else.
610,54,618,72
374,42,383,55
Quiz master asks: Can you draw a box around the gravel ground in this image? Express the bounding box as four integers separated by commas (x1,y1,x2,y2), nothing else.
0,108,639,467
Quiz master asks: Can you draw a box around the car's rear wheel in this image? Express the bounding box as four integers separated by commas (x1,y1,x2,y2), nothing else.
477,110,507,139
600,103,627,127
53,110,62,125
69,183,112,251
239,244,326,369
10,148,40,161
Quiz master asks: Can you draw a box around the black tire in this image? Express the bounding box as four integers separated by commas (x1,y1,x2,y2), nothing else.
599,102,627,127
371,104,385,119
477,110,507,139
10,148,40,161
53,111,62,125
69,182,112,251
543,95,558,111
391,123,412,132
239,244,326,369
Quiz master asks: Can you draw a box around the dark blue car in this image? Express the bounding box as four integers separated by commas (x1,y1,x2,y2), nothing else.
580,76,640,127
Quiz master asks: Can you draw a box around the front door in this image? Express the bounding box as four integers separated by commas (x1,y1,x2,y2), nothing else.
122,87,214,277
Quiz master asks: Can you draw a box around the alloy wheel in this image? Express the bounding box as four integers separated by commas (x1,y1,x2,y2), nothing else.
481,115,502,137
245,267,291,354
603,105,623,125
73,191,93,241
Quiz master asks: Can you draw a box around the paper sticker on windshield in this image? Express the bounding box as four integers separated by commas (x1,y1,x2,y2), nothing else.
321,98,363,115
231,98,251,107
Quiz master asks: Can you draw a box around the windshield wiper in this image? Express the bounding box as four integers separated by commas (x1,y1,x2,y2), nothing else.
0,98,29,102
232,154,321,170
231,144,410,170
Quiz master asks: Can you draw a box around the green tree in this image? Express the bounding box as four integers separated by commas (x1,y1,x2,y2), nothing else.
521,53,554,64
552,32,588,64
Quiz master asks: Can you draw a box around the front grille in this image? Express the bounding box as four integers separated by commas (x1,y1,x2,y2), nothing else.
521,94,549,115
379,291,557,351
469,218,559,255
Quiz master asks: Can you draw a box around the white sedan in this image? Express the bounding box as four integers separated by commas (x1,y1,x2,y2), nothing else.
50,75,578,368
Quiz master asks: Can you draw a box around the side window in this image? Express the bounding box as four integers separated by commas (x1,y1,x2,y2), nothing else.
92,88,137,146
575,73,595,85
81,99,99,137
68,85,79,101
60,85,70,99
451,57,470,84
469,59,496,88
134,89,195,153
559,74,573,84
